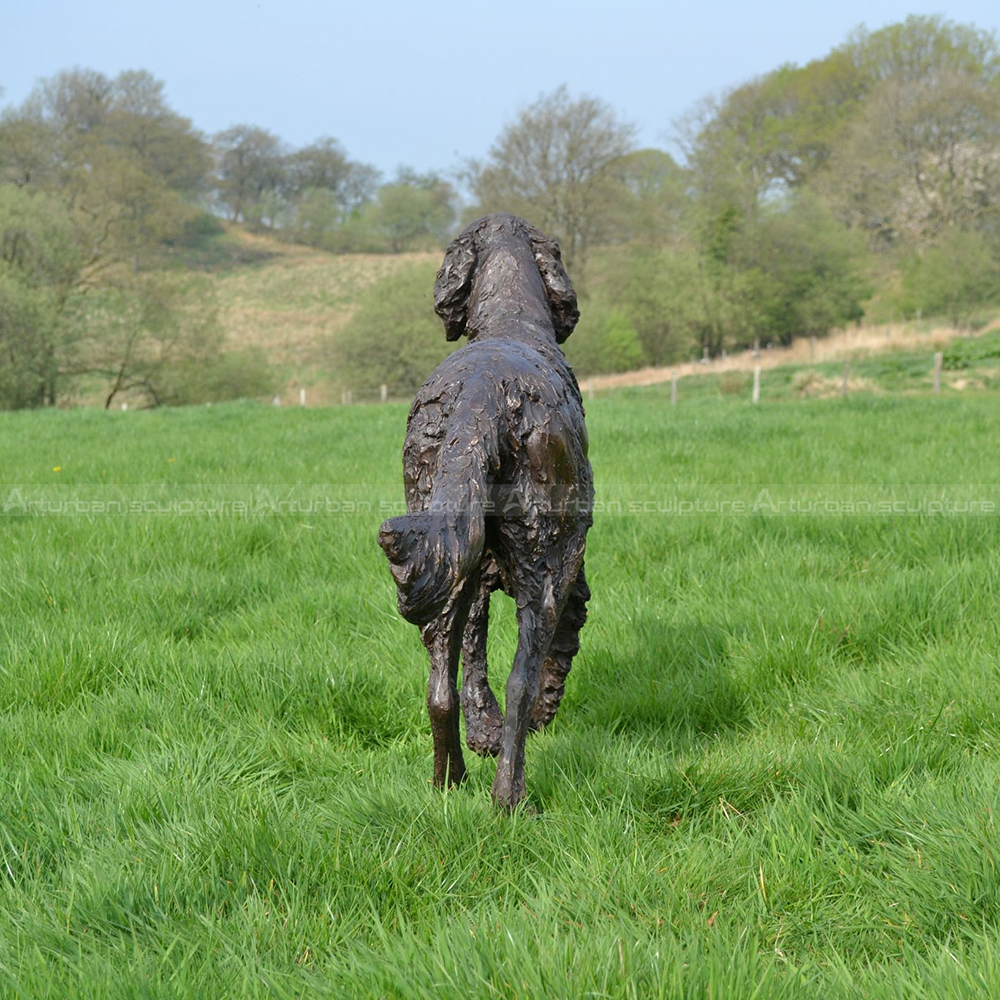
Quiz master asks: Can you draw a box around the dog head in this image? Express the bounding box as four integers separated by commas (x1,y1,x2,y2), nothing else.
433,214,579,343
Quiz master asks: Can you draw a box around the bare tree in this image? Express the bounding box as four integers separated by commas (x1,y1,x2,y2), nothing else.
467,86,636,275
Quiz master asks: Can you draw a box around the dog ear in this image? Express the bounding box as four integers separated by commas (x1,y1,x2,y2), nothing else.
527,227,579,343
433,231,477,341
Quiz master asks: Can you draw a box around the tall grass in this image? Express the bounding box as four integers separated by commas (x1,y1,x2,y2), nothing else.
2,394,999,997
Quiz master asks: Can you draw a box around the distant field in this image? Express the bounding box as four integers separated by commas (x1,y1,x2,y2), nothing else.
3,393,1000,997
588,320,1000,397
593,327,1000,406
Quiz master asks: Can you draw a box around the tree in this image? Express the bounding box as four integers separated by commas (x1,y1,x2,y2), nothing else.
275,137,381,248
0,68,215,406
14,67,208,203
0,270,50,408
841,14,1000,85
213,128,381,243
0,186,83,407
367,184,439,252
213,124,286,227
681,80,790,214
292,187,345,248
0,105,53,187
285,137,379,209
605,243,767,362
4,68,210,271
285,136,352,196
678,51,867,216
564,297,647,376
820,68,1000,248
75,273,273,407
284,136,380,245
736,195,869,342
604,148,690,246
468,85,636,274
105,70,209,197
899,229,1000,325
760,53,869,186
610,247,702,364
818,16,1000,248
363,169,458,252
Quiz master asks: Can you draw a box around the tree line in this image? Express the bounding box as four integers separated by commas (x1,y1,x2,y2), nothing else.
0,66,464,409
211,128,458,253
341,16,1000,389
2,14,1000,406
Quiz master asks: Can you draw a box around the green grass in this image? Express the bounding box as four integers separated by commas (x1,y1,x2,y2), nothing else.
632,331,1000,405
2,393,1000,997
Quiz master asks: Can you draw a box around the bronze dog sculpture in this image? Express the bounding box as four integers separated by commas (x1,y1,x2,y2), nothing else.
378,213,593,809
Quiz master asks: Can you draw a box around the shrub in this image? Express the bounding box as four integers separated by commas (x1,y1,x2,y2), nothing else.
719,371,749,395
160,347,276,405
942,330,1000,371
565,300,647,376
899,230,1000,326
792,369,825,396
332,262,450,394
178,211,226,244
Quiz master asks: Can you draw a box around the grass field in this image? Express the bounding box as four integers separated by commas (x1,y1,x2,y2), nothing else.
3,392,1000,997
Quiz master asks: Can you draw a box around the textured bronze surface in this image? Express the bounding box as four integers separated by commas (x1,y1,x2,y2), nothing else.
378,214,594,809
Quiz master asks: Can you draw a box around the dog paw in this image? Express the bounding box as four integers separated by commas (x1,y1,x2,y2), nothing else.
461,682,504,757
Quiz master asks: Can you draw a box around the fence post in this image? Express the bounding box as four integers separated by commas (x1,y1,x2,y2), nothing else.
752,365,760,405
272,395,280,406
671,371,678,406
380,384,388,403
933,351,943,394
810,336,817,359
841,361,849,398
300,388,306,406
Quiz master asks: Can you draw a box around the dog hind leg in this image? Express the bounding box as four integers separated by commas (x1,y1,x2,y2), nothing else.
460,567,504,757
422,595,473,789
492,570,571,810
530,564,589,731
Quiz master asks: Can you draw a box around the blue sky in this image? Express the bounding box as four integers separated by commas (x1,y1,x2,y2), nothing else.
5,1,1000,181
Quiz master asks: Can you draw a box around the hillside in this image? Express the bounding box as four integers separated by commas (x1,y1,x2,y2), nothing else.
193,226,439,405
183,226,1000,407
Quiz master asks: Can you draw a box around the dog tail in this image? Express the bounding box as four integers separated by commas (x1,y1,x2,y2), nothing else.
378,494,485,626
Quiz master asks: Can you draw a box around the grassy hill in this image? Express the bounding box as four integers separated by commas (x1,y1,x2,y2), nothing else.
3,392,1000,996
167,225,440,405
152,225,1000,409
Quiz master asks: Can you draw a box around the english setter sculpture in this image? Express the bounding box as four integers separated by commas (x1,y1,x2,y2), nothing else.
378,213,593,809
